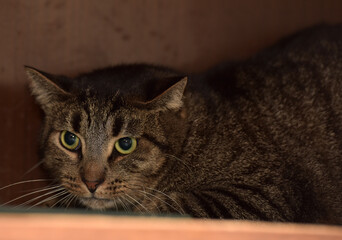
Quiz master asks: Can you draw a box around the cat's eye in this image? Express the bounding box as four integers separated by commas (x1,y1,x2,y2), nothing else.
115,137,137,154
60,130,81,151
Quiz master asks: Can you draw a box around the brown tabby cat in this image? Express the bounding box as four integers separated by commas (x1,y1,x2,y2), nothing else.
26,25,342,224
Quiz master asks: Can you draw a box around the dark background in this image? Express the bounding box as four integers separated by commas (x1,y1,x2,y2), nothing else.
1,0,342,205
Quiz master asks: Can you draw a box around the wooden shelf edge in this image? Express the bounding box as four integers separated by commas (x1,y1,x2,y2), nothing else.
0,213,341,240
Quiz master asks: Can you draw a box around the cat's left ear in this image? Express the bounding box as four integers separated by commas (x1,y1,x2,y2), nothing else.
25,66,70,112
136,77,187,112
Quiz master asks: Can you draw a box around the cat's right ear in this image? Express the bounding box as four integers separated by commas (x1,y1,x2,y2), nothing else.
25,66,70,112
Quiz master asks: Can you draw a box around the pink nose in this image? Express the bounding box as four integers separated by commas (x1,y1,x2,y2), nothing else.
82,178,104,193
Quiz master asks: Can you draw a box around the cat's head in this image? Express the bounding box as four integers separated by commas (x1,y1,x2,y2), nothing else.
25,65,187,210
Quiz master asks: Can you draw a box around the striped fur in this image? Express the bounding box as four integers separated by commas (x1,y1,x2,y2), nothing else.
27,25,342,224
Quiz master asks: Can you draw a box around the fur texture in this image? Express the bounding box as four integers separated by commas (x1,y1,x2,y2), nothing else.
27,25,342,224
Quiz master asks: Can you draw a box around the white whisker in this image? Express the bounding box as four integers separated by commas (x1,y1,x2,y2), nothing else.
0,179,52,192
136,189,183,215
16,187,65,208
125,193,151,214
135,189,162,214
143,186,185,214
117,197,129,213
50,193,71,208
28,190,68,209
0,185,63,207
65,194,77,209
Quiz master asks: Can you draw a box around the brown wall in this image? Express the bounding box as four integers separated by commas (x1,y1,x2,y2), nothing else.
1,0,342,205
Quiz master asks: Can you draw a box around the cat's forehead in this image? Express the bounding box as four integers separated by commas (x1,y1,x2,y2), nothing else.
57,91,144,136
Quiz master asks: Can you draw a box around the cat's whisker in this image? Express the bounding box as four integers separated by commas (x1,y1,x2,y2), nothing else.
16,187,65,208
21,160,45,177
19,181,60,194
124,193,150,214
165,154,193,172
127,184,185,215
131,188,162,214
65,194,77,209
63,195,73,209
0,179,52,192
0,185,64,207
57,193,73,208
117,196,130,213
122,195,140,213
144,186,185,214
27,190,69,209
50,193,72,208
135,189,184,215
113,198,119,212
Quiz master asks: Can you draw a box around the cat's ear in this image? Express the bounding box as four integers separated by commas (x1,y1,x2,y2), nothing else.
135,77,187,112
25,66,70,112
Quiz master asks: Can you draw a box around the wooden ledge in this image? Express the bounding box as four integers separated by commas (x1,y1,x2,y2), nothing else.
0,213,341,240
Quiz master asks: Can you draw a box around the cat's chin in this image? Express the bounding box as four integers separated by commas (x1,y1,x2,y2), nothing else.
79,197,116,210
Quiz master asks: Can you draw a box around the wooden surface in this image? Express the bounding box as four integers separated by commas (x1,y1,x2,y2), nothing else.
1,0,342,204
0,213,342,240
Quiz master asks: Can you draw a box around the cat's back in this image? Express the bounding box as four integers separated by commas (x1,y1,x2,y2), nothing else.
183,25,342,223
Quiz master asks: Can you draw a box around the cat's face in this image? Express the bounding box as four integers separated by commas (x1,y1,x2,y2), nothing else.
26,66,187,210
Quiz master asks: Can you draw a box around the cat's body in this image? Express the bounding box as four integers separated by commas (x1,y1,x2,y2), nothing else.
26,25,342,224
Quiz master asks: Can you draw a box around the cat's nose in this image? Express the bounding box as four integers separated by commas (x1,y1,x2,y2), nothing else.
82,178,104,193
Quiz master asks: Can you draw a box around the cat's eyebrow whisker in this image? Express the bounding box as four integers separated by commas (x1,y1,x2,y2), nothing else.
21,160,45,177
0,179,52,192
26,189,68,209
0,185,63,207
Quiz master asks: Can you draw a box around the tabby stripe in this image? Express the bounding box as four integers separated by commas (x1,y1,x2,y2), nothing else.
191,192,221,218
142,134,170,151
71,112,81,133
127,119,142,134
208,188,269,220
83,104,91,128
179,196,202,218
201,191,233,218
110,96,123,113
151,154,182,186
113,117,124,136
143,156,169,179
127,163,139,173
232,183,287,220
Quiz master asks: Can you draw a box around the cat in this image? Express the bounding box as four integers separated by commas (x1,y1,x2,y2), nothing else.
25,24,342,224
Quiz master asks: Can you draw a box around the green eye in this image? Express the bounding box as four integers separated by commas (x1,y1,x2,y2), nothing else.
60,130,81,151
115,137,137,154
